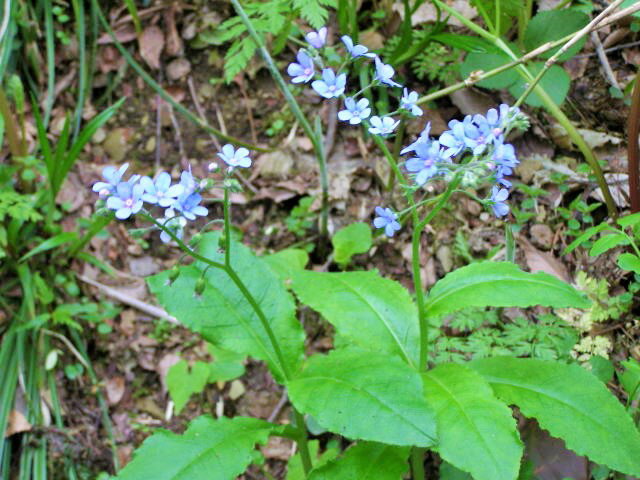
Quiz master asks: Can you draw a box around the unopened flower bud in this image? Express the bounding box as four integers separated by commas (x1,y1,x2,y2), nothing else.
166,265,180,285
208,162,220,173
194,276,206,296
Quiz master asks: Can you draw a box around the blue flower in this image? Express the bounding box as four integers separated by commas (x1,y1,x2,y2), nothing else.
92,163,130,197
305,27,327,49
405,141,449,185
287,50,315,84
374,57,401,88
373,206,401,237
338,97,371,125
461,117,494,155
400,89,422,116
173,191,208,221
439,116,474,157
490,186,510,217
179,167,197,194
312,68,346,99
140,172,184,207
159,210,187,244
105,179,144,220
368,116,400,136
401,123,432,155
492,141,518,188
341,35,376,58
218,144,252,169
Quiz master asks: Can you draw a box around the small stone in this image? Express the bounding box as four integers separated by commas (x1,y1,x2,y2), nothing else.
166,58,191,81
92,127,106,144
145,137,156,153
103,128,132,162
228,380,245,400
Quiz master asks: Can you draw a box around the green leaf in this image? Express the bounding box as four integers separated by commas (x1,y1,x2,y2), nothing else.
262,248,309,281
422,363,522,480
288,349,437,447
147,232,304,382
116,416,273,479
563,223,610,254
287,440,341,480
589,233,629,256
331,222,372,266
508,63,570,107
433,33,497,53
588,356,614,383
470,357,640,476
617,212,640,228
207,344,245,383
459,51,519,89
19,231,78,262
167,360,211,413
291,270,419,367
424,261,590,317
308,442,410,480
524,9,590,61
619,359,640,401
617,253,640,274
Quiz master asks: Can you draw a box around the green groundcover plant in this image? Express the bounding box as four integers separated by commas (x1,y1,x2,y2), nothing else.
89,19,640,480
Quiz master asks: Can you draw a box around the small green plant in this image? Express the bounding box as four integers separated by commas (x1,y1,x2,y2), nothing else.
285,196,315,237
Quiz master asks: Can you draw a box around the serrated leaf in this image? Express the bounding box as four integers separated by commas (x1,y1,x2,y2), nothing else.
470,357,640,476
589,233,629,256
167,360,210,413
147,232,304,382
308,442,410,480
291,270,419,367
116,416,273,479
288,349,437,447
422,363,522,480
524,9,590,61
508,63,570,107
224,36,258,83
424,261,590,317
331,222,372,266
617,253,640,274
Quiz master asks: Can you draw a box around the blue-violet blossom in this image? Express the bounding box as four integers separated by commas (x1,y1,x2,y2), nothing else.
287,50,315,84
405,141,450,185
400,89,423,116
401,123,431,155
140,172,184,207
106,180,144,220
373,206,401,237
218,144,252,169
368,116,400,136
92,163,130,197
312,68,346,99
490,186,510,217
374,57,401,88
305,27,327,49
439,117,474,157
341,35,376,58
491,141,518,188
338,97,371,125
173,191,208,221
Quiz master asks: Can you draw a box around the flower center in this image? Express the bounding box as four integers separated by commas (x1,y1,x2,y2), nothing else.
125,198,134,208
328,85,336,92
304,68,312,75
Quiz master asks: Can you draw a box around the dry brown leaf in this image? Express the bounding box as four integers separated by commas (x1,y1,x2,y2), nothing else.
138,25,164,70
164,6,184,56
519,236,570,283
157,352,180,393
5,410,31,437
98,24,137,45
106,376,126,405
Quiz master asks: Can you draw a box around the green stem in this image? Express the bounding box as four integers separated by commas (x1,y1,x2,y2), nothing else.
224,186,231,267
67,214,112,258
293,410,313,475
0,87,25,157
411,447,426,479
388,119,406,191
230,0,329,240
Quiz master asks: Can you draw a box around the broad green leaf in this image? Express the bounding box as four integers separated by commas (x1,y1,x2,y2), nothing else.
508,63,570,107
617,253,640,274
288,349,437,447
167,360,210,413
287,439,341,480
589,233,629,256
308,442,410,480
291,270,419,367
563,223,610,254
148,232,304,381
422,364,522,480
424,261,590,317
619,359,640,401
207,344,245,383
524,9,590,61
459,51,518,89
470,357,640,476
331,222,372,266
116,416,272,479
262,248,309,281
617,212,640,228
588,356,614,383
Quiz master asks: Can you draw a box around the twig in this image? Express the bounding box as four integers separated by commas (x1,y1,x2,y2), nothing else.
187,76,221,150
155,91,162,170
267,391,288,423
78,274,178,323
169,105,186,160
590,31,619,89
236,75,259,145
574,39,640,58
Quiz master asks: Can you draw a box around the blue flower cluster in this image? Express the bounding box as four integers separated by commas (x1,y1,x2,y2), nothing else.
286,28,422,139
92,144,252,243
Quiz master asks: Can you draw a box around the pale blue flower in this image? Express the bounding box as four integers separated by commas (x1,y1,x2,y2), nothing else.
374,56,401,88
287,50,315,84
92,163,130,197
492,141,518,188
179,167,197,195
439,117,474,157
401,123,432,155
338,97,371,125
341,35,376,58
218,144,251,169
405,141,449,185
373,206,401,237
461,118,494,155
490,186,510,217
106,180,144,220
312,68,346,99
306,27,327,49
159,209,187,244
400,89,422,116
173,191,208,221
140,172,184,207
368,116,400,136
